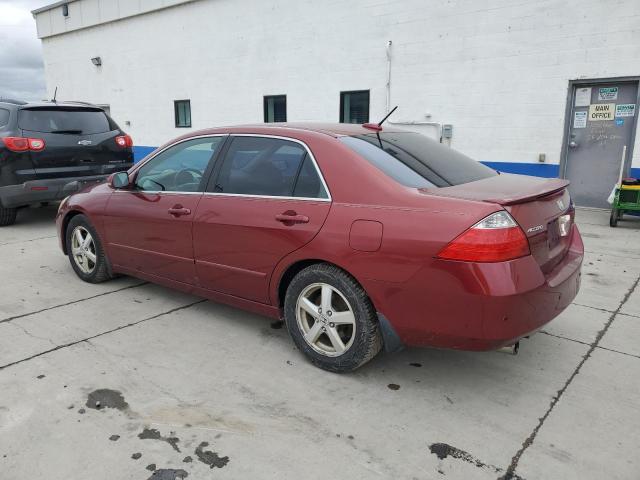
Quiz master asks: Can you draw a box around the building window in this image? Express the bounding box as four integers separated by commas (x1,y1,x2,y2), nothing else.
340,90,370,124
174,100,191,128
264,95,287,123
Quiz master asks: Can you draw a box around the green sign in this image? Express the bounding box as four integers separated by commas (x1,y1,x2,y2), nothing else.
615,104,635,118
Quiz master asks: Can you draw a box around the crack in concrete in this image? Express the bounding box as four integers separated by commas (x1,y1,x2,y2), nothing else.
9,322,58,347
0,300,206,372
540,331,640,360
499,275,640,479
0,235,57,247
0,282,148,325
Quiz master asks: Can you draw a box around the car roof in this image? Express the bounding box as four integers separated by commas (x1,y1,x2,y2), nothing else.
187,122,409,138
0,100,104,110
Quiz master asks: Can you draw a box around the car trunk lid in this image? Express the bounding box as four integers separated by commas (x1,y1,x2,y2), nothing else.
424,173,574,273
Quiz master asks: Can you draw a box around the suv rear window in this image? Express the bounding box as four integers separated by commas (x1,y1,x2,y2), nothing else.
18,108,115,135
340,132,497,188
0,108,9,128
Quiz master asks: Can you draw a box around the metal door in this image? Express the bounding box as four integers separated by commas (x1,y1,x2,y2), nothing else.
563,81,638,208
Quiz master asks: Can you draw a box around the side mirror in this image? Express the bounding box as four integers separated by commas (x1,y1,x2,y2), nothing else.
111,171,131,189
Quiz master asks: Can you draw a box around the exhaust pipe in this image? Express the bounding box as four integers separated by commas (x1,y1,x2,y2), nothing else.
496,341,519,355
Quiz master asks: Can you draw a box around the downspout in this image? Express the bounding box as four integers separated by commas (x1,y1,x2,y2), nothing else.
386,40,392,114
384,40,443,142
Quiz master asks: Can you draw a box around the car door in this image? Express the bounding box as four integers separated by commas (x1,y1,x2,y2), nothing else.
103,135,227,284
193,135,332,304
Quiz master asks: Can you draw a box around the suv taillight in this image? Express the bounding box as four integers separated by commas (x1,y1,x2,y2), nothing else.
2,137,46,152
115,135,133,148
436,211,530,262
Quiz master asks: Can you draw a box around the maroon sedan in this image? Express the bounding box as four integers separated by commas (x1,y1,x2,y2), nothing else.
56,124,583,371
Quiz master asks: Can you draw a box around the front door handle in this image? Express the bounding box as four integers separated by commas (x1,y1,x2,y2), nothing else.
275,212,309,224
168,205,191,217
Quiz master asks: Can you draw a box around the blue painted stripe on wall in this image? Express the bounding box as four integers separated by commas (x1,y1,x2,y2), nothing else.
479,162,559,178
132,145,640,180
133,145,156,162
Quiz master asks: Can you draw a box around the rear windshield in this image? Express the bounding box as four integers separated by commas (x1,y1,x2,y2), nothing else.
18,108,116,135
0,108,9,128
340,132,497,188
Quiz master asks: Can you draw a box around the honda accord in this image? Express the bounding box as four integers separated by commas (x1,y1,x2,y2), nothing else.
56,123,583,371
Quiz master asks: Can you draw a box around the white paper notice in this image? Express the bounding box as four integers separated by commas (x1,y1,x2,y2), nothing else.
573,110,587,128
575,87,591,107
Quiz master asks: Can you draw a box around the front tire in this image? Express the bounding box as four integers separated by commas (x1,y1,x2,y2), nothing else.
66,214,112,283
284,264,382,372
0,207,17,226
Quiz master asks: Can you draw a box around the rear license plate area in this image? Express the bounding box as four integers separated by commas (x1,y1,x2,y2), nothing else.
547,219,560,249
548,214,571,249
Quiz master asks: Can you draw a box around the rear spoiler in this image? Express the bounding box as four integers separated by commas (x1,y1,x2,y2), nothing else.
422,175,570,206
486,179,569,206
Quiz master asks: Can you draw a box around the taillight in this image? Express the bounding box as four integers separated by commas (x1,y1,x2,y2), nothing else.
115,134,133,148
2,137,45,152
437,211,530,262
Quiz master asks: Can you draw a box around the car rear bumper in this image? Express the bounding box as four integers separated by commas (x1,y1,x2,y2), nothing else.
365,224,584,351
0,175,110,208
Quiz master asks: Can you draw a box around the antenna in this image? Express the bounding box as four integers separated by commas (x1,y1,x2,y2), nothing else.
363,106,399,132
378,105,398,127
52,87,58,103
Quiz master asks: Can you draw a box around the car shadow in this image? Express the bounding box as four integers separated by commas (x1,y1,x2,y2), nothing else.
15,203,60,226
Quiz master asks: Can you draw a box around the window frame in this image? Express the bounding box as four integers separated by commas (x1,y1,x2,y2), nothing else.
206,134,331,202
174,99,192,128
263,95,287,123
123,134,229,195
339,90,370,124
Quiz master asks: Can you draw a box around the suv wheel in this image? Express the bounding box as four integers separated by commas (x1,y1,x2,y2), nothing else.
66,214,112,283
0,207,17,226
284,264,382,372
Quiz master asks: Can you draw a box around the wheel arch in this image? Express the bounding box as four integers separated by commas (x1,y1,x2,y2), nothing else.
275,258,373,309
61,209,85,254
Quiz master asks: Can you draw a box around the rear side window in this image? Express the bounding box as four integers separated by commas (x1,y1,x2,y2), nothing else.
0,108,9,128
213,136,328,198
340,132,497,188
18,108,115,134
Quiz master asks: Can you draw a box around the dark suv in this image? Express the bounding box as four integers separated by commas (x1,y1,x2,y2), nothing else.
0,100,133,225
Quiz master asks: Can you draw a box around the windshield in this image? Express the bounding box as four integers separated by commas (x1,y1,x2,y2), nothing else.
18,108,116,135
340,132,497,188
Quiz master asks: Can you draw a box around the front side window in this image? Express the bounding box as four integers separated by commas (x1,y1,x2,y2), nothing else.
18,108,115,134
264,95,287,123
340,132,497,188
340,90,370,124
135,136,225,192
212,136,328,198
174,100,191,128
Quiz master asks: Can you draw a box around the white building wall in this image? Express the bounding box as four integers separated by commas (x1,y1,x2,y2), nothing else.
37,0,640,170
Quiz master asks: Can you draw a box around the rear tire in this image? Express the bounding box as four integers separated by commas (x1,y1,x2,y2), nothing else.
284,263,382,372
66,214,112,283
610,208,619,227
0,207,17,226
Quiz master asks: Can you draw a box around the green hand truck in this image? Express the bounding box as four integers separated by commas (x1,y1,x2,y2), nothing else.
610,183,640,227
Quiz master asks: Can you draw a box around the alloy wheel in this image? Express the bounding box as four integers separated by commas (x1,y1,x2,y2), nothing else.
296,282,356,357
71,226,97,274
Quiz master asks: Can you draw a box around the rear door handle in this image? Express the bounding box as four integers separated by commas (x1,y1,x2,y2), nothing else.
275,212,309,224
168,205,191,217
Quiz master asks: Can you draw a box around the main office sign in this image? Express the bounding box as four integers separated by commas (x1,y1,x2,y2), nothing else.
588,103,615,121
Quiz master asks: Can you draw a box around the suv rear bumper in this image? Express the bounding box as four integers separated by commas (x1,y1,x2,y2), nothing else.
0,175,110,208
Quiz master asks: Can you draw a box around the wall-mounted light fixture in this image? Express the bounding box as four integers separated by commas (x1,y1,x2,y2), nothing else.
91,57,102,67
62,4,69,17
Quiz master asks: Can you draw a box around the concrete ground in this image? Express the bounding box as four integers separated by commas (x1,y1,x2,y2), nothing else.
0,206,639,480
